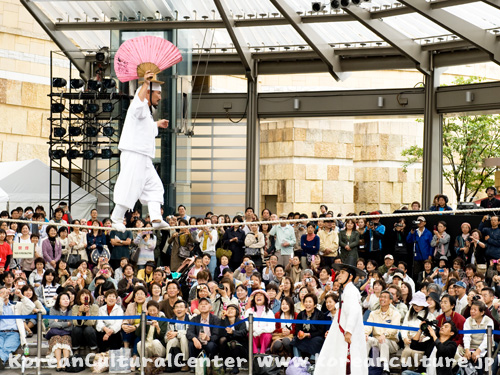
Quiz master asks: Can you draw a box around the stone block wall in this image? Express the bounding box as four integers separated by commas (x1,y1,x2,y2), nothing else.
260,117,424,215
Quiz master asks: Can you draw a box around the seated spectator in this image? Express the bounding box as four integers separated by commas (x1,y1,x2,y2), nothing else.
113,257,129,282
214,255,230,283
277,276,294,302
191,283,211,315
35,269,59,311
266,283,281,314
402,321,458,375
219,304,247,374
16,285,44,337
469,229,487,266
436,295,465,347
117,264,139,299
233,260,256,284
285,256,304,285
42,225,62,270
365,290,401,374
71,260,92,290
187,298,221,361
56,259,70,286
416,259,434,286
262,255,279,284
29,257,45,287
211,278,238,318
146,282,163,304
136,300,167,359
271,296,296,356
47,292,73,371
235,284,248,315
461,264,476,289
160,280,183,319
137,260,155,283
292,293,327,358
244,290,275,354
401,292,431,369
187,257,205,286
429,194,452,212
0,287,27,370
122,286,148,362
165,300,191,371
387,284,408,323
71,289,98,353
362,279,386,320
89,264,117,291
462,301,495,375
96,289,123,352
426,292,441,319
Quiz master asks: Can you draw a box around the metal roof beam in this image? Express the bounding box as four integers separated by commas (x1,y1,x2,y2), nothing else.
213,0,254,81
399,0,500,65
269,0,347,81
21,0,88,80
345,6,429,75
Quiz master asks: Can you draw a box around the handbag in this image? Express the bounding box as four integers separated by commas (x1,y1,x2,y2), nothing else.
45,327,70,340
195,351,208,375
43,288,56,309
130,246,140,264
91,245,111,264
458,361,478,375
178,235,195,259
66,248,81,269
245,247,261,257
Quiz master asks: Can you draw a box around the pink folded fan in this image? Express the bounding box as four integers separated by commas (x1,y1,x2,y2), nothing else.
114,35,183,84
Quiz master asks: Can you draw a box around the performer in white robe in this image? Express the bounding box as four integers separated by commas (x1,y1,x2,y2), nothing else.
111,70,170,232
314,263,368,375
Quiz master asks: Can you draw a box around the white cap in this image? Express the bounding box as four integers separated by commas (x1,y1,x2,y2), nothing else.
150,82,162,92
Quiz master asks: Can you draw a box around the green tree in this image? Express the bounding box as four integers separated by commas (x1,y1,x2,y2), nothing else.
402,76,500,202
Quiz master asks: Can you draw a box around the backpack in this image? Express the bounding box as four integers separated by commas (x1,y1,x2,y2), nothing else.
65,356,86,373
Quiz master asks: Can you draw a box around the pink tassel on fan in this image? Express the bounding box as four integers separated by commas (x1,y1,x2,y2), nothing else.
114,35,183,83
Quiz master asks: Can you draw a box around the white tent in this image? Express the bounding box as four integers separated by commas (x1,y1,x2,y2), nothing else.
0,187,8,211
0,159,97,219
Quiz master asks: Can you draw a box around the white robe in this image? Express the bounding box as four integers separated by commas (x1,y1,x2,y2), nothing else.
314,282,368,375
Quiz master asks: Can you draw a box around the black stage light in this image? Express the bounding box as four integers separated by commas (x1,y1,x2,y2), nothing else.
352,0,361,4
86,103,99,113
70,104,84,113
87,80,101,91
102,126,114,136
83,150,96,160
102,79,116,89
70,79,85,89
69,126,82,137
312,2,325,11
53,127,66,138
341,0,350,7
96,52,105,62
101,148,113,159
331,0,340,8
51,103,65,113
67,148,80,160
49,149,65,159
102,103,114,112
52,78,67,88
85,126,99,137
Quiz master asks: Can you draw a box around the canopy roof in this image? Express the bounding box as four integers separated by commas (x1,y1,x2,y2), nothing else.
22,0,500,79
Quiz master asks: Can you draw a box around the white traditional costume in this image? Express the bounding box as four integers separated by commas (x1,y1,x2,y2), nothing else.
314,266,368,375
111,82,168,230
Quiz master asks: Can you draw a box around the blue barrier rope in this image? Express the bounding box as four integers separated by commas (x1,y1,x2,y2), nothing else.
0,314,497,335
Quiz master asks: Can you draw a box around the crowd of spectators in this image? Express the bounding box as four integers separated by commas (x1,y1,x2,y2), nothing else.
0,195,498,374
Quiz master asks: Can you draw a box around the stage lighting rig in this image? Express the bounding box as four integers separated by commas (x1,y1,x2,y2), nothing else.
53,127,66,138
102,126,115,137
102,103,114,113
67,148,80,160
101,148,113,159
70,79,85,90
52,78,67,88
49,149,65,159
70,104,84,114
69,126,82,137
85,126,99,137
331,0,340,9
312,2,326,11
340,0,350,7
83,150,96,160
51,103,65,113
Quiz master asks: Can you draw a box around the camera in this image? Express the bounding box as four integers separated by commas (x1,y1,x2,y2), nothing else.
218,283,225,290
249,280,254,285
146,320,154,325
368,221,374,227
472,294,481,302
244,262,249,266
394,222,404,228
411,220,421,230
306,278,312,283
417,316,438,336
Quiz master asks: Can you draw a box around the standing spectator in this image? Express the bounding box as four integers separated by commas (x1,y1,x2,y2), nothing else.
455,223,473,264
480,187,500,211
429,195,453,212
42,225,62,270
168,219,195,271
222,216,246,271
407,216,433,276
86,209,102,227
365,290,401,375
317,215,338,268
50,207,68,228
431,221,451,261
197,218,218,276
270,214,296,266
86,221,106,266
244,221,265,269
479,215,500,261
109,222,133,270
365,211,386,265
338,219,360,266
68,220,88,262
411,201,421,210
96,289,123,352
301,222,321,269
134,223,157,269
393,218,412,270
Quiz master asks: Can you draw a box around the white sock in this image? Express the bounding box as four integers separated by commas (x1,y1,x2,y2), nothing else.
111,204,128,223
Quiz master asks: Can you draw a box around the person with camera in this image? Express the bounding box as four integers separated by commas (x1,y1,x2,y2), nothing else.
364,211,386,266
71,289,99,353
407,216,433,277
197,217,218,276
479,215,500,261
133,222,157,269
462,300,495,375
401,319,458,375
365,290,401,375
431,221,451,262
393,218,412,270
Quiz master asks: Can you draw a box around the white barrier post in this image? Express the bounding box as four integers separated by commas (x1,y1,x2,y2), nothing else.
248,311,254,375
140,312,146,375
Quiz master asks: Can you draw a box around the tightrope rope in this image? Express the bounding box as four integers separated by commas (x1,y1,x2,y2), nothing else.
0,207,494,232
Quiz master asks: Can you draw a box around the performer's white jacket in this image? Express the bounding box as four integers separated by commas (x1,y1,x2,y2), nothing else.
314,281,368,375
